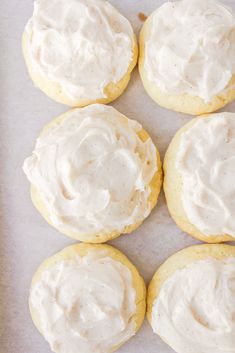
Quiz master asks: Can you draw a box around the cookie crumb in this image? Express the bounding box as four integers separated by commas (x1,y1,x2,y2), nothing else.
138,12,147,22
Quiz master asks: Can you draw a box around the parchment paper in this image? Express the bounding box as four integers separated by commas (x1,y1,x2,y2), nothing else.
1,1,235,352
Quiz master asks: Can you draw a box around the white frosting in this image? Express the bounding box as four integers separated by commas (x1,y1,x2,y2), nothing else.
152,257,235,353
144,0,235,102
30,249,136,353
25,0,134,100
23,104,157,235
176,113,235,237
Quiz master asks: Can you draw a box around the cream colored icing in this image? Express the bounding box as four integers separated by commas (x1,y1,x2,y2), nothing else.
175,113,235,237
25,0,134,100
176,113,235,237
151,257,235,353
30,250,136,353
144,0,235,102
23,104,157,235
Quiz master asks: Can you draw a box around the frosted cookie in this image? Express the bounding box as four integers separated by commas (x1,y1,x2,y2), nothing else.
29,243,146,353
148,244,235,353
139,0,235,115
22,0,137,107
23,104,162,243
164,112,235,243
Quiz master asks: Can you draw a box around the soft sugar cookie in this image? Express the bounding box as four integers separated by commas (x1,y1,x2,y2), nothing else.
23,104,162,243
23,0,138,107
139,0,235,115
148,244,235,353
30,243,146,353
164,112,235,243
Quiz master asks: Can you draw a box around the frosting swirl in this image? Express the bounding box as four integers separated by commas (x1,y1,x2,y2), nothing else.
152,257,235,353
30,249,136,353
144,0,235,102
25,0,134,100
176,113,235,237
23,104,157,235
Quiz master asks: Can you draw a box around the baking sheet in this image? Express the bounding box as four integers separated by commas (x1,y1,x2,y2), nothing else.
1,0,235,352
